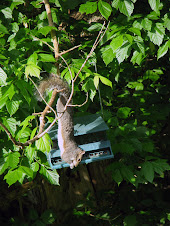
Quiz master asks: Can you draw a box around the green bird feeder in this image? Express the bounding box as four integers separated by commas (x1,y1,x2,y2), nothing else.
47,114,114,169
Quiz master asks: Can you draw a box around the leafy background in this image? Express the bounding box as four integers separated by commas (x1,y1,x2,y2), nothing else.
0,0,170,225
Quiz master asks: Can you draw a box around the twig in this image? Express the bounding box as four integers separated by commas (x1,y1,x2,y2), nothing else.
0,122,24,148
64,21,109,111
68,92,88,107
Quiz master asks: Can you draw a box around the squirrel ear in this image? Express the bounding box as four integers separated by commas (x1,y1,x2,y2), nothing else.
82,150,85,155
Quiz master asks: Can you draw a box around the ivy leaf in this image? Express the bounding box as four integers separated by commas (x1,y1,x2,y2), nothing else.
35,133,52,153
148,0,160,13
141,162,154,183
157,40,169,59
0,67,7,86
79,1,98,14
25,62,41,78
38,54,56,62
98,0,112,20
39,166,59,185
7,152,20,168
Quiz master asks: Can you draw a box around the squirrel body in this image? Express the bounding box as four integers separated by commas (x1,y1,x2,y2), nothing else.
38,75,85,169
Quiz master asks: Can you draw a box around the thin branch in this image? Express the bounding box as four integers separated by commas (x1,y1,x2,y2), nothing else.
31,35,55,51
68,92,88,107
60,44,81,56
0,122,24,148
64,21,109,111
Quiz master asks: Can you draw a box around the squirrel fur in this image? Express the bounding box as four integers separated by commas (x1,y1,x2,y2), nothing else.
37,75,85,169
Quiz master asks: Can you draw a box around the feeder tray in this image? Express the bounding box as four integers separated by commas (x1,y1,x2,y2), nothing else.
47,114,114,169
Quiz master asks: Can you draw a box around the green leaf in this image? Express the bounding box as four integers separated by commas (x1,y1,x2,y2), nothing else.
25,146,37,162
157,40,169,59
129,27,141,36
141,18,152,31
148,23,165,46
94,75,99,89
39,166,59,185
0,158,8,175
141,162,154,183
148,0,160,12
127,81,144,90
6,96,21,116
110,35,124,51
16,80,31,104
25,62,41,78
121,165,134,182
98,75,112,88
117,107,131,119
38,54,56,62
31,162,39,172
112,169,123,184
0,23,8,34
4,170,19,186
116,41,131,64
0,67,7,86
131,51,143,65
7,152,20,168
101,45,115,65
1,7,12,19
27,52,38,64
79,1,97,15
124,215,137,226
41,209,56,224
20,115,36,131
143,69,163,82
35,133,52,153
98,0,112,20
38,26,58,36
2,117,19,136
18,166,34,178
119,0,134,17
142,142,154,153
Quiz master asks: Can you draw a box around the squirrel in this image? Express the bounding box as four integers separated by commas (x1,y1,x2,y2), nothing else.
37,75,85,169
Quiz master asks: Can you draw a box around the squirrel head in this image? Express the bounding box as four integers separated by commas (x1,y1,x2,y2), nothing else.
69,148,85,169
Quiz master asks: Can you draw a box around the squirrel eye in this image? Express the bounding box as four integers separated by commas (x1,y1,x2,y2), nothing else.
78,158,81,162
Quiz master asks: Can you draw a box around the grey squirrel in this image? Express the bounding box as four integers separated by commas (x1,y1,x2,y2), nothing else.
38,75,85,169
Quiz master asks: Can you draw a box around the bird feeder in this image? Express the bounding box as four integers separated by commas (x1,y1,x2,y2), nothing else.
46,114,114,169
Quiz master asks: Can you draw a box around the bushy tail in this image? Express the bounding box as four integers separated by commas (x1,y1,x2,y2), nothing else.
36,75,70,101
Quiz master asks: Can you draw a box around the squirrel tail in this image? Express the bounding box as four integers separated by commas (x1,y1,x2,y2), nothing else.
36,75,70,101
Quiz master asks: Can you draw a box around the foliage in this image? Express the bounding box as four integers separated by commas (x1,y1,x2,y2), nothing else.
0,0,169,224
